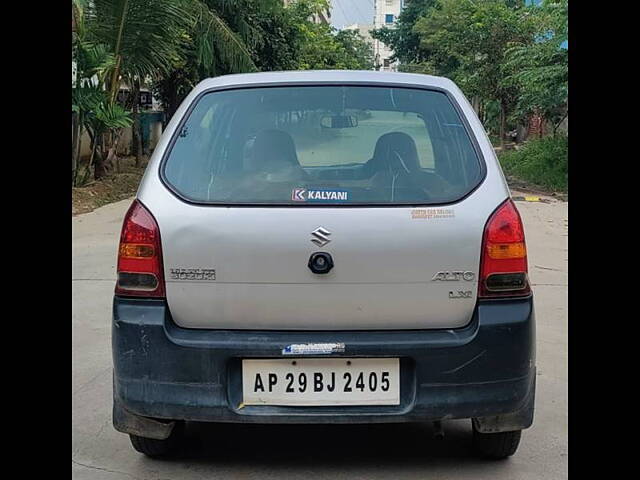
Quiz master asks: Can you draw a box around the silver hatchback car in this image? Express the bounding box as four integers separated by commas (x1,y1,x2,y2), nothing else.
112,71,535,459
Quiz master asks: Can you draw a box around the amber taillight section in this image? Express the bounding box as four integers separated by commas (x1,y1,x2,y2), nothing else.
115,200,165,297
479,199,530,297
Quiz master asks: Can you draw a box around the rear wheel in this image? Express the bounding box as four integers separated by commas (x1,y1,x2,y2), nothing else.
129,422,184,458
472,424,522,459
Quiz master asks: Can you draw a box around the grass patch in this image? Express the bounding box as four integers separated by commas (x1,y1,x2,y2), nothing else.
72,156,148,215
498,135,567,193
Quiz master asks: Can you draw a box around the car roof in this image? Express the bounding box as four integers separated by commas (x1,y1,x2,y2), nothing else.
193,70,459,93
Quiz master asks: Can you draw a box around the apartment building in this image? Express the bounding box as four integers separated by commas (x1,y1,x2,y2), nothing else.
373,0,403,71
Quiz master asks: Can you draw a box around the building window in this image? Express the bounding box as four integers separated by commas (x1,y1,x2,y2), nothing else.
383,59,390,67
385,14,394,24
386,0,393,5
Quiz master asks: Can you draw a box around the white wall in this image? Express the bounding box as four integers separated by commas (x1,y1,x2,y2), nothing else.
78,120,163,158
373,0,402,71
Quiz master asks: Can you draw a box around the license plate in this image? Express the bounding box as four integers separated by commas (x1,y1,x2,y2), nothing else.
242,358,400,406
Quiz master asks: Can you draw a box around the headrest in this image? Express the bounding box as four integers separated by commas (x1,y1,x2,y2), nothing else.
372,132,420,172
250,129,300,172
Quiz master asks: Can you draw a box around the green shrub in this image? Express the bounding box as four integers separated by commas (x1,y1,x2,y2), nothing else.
498,135,568,192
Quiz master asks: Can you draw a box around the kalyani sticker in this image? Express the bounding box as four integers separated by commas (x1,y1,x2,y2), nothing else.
292,188,349,202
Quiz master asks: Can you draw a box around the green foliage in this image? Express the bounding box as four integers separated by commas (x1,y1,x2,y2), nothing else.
85,0,193,90
152,0,374,118
151,0,272,118
94,101,132,129
499,135,568,191
74,0,261,183
413,0,534,101
406,0,537,144
73,41,116,85
73,0,122,185
334,30,375,71
72,86,105,114
251,1,305,71
289,0,373,71
295,24,366,70
379,0,568,148
191,0,259,77
83,0,258,106
503,0,568,129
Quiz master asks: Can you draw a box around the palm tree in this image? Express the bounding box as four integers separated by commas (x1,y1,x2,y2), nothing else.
151,0,266,121
73,0,130,185
77,0,257,178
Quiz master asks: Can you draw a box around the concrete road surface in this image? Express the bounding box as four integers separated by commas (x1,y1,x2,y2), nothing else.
72,194,568,479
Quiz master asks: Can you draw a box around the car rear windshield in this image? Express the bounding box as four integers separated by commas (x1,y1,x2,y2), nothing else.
162,85,484,205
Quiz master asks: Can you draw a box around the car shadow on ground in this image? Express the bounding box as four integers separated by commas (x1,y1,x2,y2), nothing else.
161,420,498,468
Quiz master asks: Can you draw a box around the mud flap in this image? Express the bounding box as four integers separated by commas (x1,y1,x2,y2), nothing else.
473,371,536,433
113,396,176,440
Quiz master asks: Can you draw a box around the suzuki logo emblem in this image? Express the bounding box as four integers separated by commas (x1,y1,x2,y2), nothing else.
311,227,331,247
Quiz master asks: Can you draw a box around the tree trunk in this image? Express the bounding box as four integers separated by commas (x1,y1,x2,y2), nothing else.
82,132,98,185
97,130,112,179
74,130,83,186
94,134,107,180
72,111,79,186
499,101,506,149
76,112,86,184
471,96,481,115
135,117,144,167
106,129,123,176
131,79,144,167
94,153,107,180
553,113,568,138
165,72,181,122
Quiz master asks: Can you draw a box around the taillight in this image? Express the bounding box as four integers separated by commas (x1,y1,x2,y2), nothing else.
115,200,165,298
479,199,530,298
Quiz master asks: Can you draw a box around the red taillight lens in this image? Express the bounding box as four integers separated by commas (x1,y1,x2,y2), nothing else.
115,200,165,298
479,199,530,298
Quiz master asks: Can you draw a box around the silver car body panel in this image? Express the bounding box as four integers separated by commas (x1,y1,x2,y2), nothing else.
137,71,511,330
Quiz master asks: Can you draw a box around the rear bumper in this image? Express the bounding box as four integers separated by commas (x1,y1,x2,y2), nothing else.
112,296,535,429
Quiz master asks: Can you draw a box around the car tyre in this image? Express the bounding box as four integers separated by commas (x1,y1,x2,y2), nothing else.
129,422,184,458
472,424,521,459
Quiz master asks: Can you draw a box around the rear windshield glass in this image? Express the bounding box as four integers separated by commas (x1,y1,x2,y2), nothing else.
163,86,484,205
